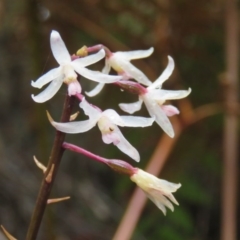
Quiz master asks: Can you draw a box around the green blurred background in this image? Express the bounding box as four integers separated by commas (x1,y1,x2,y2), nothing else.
0,0,239,239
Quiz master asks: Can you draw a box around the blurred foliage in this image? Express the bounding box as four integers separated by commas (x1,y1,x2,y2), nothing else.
0,0,239,239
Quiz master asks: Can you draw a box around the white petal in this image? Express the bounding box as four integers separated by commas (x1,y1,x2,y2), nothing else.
142,94,174,138
103,109,154,128
72,49,105,67
31,77,63,103
115,47,154,60
101,126,140,162
143,190,167,215
50,30,71,64
85,83,105,97
79,98,102,119
118,116,154,127
148,56,175,90
154,88,191,101
119,99,143,114
102,59,111,74
161,105,179,117
102,109,125,126
50,119,97,133
150,189,175,211
117,60,152,86
31,67,62,88
71,65,122,83
157,180,181,193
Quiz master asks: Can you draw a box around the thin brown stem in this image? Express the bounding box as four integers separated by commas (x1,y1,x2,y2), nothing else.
26,94,75,240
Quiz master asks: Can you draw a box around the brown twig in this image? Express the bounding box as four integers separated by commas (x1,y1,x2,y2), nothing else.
26,94,75,240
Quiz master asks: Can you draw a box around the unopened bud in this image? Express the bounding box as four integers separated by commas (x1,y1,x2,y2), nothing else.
76,46,88,57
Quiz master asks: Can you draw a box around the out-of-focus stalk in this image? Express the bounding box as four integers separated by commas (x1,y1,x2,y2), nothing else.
221,0,239,240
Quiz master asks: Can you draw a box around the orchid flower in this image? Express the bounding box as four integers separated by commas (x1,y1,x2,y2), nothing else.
130,168,181,215
119,56,191,138
86,47,154,97
31,30,122,103
62,142,181,215
47,98,154,162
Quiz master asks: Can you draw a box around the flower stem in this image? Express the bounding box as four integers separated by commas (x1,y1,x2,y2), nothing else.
26,94,75,240
62,142,137,175
87,44,112,57
63,142,108,164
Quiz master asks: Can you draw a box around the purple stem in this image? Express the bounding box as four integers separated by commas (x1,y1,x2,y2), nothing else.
75,93,84,101
63,142,108,164
87,44,112,57
62,142,137,175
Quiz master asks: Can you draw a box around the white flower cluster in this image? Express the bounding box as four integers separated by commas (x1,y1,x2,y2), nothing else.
32,30,191,161
31,30,190,213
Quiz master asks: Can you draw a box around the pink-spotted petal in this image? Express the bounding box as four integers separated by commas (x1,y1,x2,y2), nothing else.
101,126,140,162
119,99,143,114
31,67,62,89
72,49,105,67
31,77,63,103
50,30,71,65
148,56,175,90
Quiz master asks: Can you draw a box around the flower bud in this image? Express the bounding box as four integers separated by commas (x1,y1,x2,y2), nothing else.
130,169,181,215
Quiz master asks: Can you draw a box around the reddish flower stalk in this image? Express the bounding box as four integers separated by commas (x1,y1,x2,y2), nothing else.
62,142,137,176
87,44,112,57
